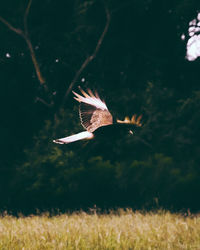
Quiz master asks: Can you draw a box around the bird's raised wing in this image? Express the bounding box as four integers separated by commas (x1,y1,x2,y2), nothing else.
72,88,113,132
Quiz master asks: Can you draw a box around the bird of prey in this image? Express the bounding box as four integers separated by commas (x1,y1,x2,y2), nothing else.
53,88,142,144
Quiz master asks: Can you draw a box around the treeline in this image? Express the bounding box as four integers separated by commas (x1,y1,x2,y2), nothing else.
0,0,200,213
7,84,200,213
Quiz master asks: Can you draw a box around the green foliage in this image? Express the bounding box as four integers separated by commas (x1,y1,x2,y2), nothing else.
7,83,199,212
0,0,200,212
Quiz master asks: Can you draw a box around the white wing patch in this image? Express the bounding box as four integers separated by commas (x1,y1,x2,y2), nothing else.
72,88,108,110
53,131,94,144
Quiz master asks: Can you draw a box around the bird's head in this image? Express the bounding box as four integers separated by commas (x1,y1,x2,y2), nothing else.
116,114,142,135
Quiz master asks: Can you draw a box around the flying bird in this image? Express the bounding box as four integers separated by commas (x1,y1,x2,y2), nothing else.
53,88,142,144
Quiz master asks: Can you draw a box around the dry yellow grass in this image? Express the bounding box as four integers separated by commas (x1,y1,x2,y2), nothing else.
0,209,200,249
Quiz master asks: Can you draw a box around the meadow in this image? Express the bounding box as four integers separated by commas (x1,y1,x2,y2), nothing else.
0,209,200,249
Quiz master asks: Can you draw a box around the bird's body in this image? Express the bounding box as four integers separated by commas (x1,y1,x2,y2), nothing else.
53,88,142,145
94,123,135,139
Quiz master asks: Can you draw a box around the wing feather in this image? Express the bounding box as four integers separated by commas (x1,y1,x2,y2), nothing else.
73,88,113,132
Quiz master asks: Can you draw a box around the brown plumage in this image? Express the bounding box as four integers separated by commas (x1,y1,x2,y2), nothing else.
53,88,142,144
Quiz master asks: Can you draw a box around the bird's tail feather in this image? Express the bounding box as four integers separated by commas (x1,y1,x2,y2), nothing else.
53,131,94,144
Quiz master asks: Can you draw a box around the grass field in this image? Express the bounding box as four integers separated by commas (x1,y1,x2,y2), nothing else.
0,209,200,249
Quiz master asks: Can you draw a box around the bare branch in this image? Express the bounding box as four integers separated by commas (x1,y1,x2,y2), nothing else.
0,0,46,86
92,7,110,58
23,0,46,85
62,5,111,106
0,16,23,35
35,97,54,107
24,36,46,85
24,0,32,35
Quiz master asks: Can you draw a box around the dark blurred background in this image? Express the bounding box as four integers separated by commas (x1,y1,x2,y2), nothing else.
0,0,200,214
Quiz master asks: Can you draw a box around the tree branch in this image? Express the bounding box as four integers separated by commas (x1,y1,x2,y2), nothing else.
24,0,32,36
0,16,23,35
24,36,46,85
0,0,46,86
35,97,54,107
62,6,111,106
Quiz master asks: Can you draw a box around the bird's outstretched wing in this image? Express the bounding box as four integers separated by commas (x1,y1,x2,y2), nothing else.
72,88,113,132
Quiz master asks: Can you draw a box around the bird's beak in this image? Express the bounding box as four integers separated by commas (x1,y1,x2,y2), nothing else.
129,130,134,135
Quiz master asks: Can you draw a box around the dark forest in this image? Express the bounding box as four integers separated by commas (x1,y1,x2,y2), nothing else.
0,0,200,214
